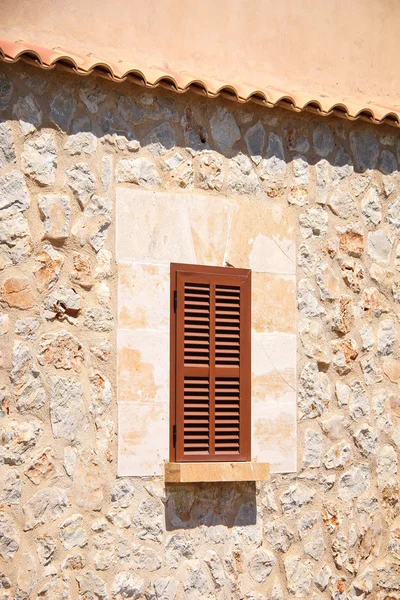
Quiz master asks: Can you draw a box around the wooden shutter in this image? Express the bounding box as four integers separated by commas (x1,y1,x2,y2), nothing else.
170,263,251,462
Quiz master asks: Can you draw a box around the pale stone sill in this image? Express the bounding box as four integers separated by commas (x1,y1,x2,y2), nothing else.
165,461,270,483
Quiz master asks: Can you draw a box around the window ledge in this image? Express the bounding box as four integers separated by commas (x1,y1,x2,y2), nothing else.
165,461,270,483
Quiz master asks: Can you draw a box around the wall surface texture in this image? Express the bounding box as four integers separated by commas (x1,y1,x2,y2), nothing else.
0,60,399,599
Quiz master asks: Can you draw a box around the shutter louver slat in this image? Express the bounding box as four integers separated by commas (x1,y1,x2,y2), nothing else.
171,264,251,463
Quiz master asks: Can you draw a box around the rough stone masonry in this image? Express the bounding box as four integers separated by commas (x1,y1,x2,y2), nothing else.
0,59,399,599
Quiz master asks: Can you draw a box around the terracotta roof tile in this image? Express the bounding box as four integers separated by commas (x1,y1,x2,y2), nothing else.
1,39,399,127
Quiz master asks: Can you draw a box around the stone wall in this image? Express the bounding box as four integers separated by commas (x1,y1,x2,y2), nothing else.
0,60,400,599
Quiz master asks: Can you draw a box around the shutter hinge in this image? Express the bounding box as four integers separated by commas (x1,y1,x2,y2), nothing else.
173,424,177,448
173,290,177,313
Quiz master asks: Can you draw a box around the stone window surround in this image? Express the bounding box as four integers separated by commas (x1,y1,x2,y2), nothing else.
116,188,297,477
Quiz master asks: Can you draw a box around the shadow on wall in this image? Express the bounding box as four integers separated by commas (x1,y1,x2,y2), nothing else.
164,482,257,531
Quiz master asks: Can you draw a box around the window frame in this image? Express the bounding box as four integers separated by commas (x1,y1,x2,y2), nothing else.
170,262,251,463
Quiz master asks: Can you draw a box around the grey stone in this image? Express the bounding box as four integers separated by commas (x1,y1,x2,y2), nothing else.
65,132,97,155
349,381,370,419
144,122,176,156
299,362,330,419
228,153,260,194
300,319,331,366
264,521,294,552
368,230,392,263
360,325,375,351
0,418,42,465
146,577,178,600
0,212,32,269
210,106,241,152
38,194,71,240
249,549,275,582
50,87,77,130
60,514,88,549
0,469,21,505
0,123,16,167
132,545,161,572
304,528,325,560
380,149,397,174
328,189,357,219
183,559,211,598
0,512,20,561
13,93,42,134
315,159,330,204
313,123,335,157
66,163,96,208
36,535,56,565
350,130,379,170
297,511,319,539
285,127,309,152
378,318,396,355
0,170,30,215
377,445,398,486
338,464,370,500
362,187,382,226
43,286,81,320
165,533,194,568
361,356,383,385
388,197,400,229
316,260,340,300
284,556,313,596
22,132,57,185
245,121,265,164
303,429,324,468
298,244,314,276
0,74,13,111
111,479,134,508
101,154,113,192
280,483,315,515
198,153,224,191
315,564,332,591
320,414,346,440
297,279,325,317
323,441,352,469
79,81,106,113
50,376,88,441
293,154,309,185
72,195,112,251
77,571,108,599
203,550,225,589
118,95,146,125
84,307,114,331
14,318,40,342
353,425,378,457
89,371,112,415
299,206,328,238
117,158,161,186
133,500,163,542
332,147,353,185
11,340,46,412
259,133,286,181
23,486,68,530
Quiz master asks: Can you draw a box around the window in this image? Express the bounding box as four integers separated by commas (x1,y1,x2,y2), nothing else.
170,263,251,462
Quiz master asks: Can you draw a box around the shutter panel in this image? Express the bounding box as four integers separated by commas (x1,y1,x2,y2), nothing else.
170,263,251,462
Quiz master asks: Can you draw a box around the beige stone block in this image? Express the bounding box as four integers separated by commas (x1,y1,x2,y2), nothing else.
116,188,195,264
252,333,296,399
225,198,295,274
117,329,169,404
252,333,296,473
252,402,297,473
165,461,270,483
118,263,169,331
118,402,168,476
252,272,296,333
186,194,233,265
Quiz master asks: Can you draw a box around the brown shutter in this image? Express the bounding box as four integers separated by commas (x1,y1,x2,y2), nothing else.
170,263,251,462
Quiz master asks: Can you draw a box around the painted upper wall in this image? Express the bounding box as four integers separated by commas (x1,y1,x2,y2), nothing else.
1,0,400,113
